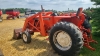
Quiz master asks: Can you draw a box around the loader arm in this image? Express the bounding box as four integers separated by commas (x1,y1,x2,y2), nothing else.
22,12,53,36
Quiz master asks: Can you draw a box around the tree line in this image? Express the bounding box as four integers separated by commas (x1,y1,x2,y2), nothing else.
0,8,77,14
0,8,59,14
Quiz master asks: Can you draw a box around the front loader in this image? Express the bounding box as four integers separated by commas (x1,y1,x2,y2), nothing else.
12,5,97,56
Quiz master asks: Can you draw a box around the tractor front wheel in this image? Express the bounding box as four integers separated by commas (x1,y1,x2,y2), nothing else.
17,16,20,19
12,17,16,19
22,30,31,43
49,22,83,56
6,16,9,19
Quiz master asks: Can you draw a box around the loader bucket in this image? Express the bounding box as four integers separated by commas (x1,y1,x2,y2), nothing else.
12,28,22,39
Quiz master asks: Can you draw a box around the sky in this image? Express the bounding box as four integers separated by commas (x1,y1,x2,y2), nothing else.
0,0,95,11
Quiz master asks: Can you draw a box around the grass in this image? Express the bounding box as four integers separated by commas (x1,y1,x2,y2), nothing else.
0,14,100,56
79,20,100,56
80,36,100,56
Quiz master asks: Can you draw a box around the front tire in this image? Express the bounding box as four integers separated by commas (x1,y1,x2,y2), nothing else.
49,22,83,56
22,30,31,43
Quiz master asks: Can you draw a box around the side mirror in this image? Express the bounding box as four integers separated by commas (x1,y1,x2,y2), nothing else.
51,13,58,16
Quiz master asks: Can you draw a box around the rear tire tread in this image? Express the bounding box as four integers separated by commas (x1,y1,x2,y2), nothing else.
49,21,83,56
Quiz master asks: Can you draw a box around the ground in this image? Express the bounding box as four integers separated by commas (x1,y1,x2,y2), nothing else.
0,14,99,56
0,14,59,56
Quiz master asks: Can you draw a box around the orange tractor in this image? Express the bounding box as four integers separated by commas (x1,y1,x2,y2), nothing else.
13,5,97,56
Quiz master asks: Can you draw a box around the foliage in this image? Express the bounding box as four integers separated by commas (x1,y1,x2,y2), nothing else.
91,0,100,5
90,0,100,36
84,9,92,17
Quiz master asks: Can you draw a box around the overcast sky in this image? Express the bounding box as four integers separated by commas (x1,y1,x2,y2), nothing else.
0,0,95,11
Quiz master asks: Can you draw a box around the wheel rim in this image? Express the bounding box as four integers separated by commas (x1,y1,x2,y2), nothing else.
23,34,27,42
53,30,72,51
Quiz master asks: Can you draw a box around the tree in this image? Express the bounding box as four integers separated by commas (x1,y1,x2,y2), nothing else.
91,0,100,36
91,0,100,5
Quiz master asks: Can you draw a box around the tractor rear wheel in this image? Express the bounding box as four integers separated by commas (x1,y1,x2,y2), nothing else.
22,30,31,43
49,22,83,56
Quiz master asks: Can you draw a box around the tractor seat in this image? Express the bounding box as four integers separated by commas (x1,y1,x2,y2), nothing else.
51,13,58,16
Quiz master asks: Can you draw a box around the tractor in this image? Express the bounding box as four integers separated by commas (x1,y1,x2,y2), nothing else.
12,5,97,56
5,9,20,19
0,9,3,22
